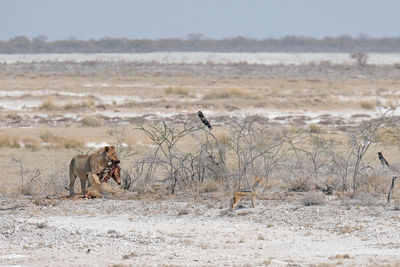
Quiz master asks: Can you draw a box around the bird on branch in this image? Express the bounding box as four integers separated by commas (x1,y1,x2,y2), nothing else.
378,152,390,167
197,111,212,130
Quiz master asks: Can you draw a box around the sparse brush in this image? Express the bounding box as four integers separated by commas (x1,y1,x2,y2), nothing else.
40,132,83,149
20,165,67,197
301,192,326,206
203,88,253,100
356,171,389,195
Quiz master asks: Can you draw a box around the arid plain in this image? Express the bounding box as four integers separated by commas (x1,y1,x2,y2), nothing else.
1,57,400,266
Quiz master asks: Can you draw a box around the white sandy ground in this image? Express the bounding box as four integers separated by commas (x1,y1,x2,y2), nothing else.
1,52,400,65
1,193,400,266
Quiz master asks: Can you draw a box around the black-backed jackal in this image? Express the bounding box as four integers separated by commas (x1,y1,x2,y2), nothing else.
231,176,263,209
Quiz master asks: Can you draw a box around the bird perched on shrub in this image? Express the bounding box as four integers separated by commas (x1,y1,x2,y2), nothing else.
197,111,212,130
378,152,390,167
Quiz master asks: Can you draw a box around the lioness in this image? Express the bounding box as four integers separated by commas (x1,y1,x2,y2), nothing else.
85,168,121,198
68,146,120,196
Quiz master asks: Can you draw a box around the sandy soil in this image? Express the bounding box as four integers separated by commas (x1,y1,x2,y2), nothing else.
1,193,400,267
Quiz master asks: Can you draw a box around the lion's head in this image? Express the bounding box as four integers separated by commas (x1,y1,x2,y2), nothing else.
104,146,120,164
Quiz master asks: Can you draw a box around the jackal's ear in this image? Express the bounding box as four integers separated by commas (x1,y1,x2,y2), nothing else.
105,146,110,152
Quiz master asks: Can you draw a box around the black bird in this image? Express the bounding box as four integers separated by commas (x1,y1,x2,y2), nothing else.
378,152,390,167
197,111,212,130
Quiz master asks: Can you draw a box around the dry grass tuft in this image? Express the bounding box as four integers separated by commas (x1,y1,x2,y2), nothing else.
0,134,21,148
23,138,42,151
80,116,103,127
39,97,56,110
216,131,230,146
359,101,375,110
165,87,189,95
309,123,320,133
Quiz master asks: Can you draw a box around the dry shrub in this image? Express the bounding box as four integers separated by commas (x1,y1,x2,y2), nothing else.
301,192,326,206
356,170,389,194
80,116,102,127
203,88,252,100
359,101,375,110
39,98,56,110
165,87,189,95
288,176,313,192
82,99,96,109
20,165,67,197
309,123,320,133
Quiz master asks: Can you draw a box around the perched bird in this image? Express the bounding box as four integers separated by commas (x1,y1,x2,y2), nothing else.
378,152,390,167
197,111,212,130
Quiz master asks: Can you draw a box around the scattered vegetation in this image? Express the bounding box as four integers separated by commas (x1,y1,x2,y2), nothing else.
4,35,400,53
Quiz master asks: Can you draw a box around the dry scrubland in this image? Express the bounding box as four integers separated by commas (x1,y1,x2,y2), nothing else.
1,61,400,266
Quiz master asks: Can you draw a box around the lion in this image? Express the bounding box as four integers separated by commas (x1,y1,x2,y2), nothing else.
68,146,120,196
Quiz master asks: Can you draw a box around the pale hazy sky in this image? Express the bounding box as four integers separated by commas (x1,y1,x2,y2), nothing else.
1,0,400,41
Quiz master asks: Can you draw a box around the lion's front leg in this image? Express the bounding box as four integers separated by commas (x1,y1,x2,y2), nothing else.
80,177,87,195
